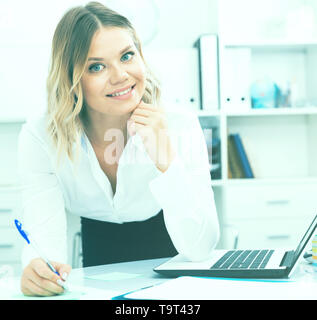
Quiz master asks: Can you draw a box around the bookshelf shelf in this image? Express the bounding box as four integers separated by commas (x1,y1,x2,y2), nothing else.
210,179,224,187
0,117,26,124
197,110,221,117
223,39,317,51
211,176,317,188
198,106,317,118
224,106,317,117
225,176,317,186
198,105,317,122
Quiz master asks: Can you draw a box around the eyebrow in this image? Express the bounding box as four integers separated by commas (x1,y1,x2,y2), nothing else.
88,45,133,61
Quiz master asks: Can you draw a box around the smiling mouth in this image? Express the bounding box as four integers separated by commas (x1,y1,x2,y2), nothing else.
106,84,136,97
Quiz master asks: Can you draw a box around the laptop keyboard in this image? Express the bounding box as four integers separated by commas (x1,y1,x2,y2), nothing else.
211,249,275,270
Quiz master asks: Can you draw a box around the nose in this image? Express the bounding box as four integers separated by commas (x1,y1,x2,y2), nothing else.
109,64,129,86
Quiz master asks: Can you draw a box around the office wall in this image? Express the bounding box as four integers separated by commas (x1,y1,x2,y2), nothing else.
218,0,317,41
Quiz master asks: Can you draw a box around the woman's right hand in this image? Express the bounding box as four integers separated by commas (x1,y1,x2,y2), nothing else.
20,258,71,296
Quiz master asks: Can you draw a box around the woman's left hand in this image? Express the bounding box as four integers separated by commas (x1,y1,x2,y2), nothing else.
129,102,175,172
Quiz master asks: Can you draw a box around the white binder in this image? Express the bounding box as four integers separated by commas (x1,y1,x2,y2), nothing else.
221,47,252,111
196,34,220,110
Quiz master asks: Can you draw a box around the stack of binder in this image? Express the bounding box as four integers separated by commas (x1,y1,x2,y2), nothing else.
228,133,254,179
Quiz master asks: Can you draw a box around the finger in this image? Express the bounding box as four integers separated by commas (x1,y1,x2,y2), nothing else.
52,262,72,281
132,108,153,117
28,268,64,294
33,260,61,283
137,102,158,112
24,278,56,297
134,123,149,136
130,114,150,125
21,285,33,297
134,122,146,131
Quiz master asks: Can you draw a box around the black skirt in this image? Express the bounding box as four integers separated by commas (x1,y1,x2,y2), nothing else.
81,210,178,267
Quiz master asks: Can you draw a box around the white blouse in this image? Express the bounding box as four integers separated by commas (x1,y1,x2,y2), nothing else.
17,105,220,268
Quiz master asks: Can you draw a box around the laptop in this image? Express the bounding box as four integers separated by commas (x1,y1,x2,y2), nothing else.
154,214,317,279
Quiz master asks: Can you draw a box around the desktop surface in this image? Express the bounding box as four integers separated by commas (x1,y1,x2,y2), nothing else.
1,257,316,300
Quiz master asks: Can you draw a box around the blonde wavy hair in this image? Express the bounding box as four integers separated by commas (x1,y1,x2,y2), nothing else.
46,1,161,168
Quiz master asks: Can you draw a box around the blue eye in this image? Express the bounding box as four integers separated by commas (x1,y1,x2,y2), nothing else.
89,63,105,73
121,51,135,62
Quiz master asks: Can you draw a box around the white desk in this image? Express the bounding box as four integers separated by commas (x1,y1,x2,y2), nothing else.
1,257,317,300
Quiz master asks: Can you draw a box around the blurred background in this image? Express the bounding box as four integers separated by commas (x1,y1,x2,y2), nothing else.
1,0,317,277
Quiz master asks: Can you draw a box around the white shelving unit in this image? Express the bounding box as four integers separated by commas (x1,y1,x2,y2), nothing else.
199,38,317,249
0,186,23,275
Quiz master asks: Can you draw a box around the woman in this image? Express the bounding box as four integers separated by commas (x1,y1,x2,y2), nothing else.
18,1,219,296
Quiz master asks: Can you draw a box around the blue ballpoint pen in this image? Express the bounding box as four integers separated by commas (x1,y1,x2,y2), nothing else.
14,219,67,290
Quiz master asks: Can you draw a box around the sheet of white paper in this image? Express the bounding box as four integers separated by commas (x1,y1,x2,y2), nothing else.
124,276,317,300
85,271,141,281
71,285,120,300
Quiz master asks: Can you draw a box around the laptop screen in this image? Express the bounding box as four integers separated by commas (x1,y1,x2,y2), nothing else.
290,214,317,268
